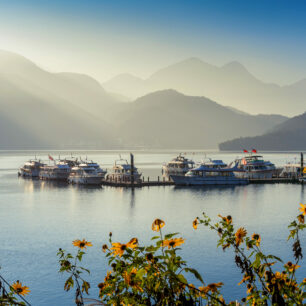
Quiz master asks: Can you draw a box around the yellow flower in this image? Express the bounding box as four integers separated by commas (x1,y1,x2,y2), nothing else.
123,267,137,284
162,237,185,249
11,281,30,296
246,283,253,294
285,261,300,272
218,214,232,224
192,218,199,230
297,214,305,224
72,239,92,249
235,227,247,246
204,282,223,293
238,273,251,285
303,278,306,283
251,233,261,246
127,237,138,249
152,219,165,231
299,203,306,216
110,242,127,257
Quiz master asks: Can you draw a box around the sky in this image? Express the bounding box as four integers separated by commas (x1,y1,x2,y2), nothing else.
0,0,306,84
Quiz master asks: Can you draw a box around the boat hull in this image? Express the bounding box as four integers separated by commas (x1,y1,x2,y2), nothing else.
39,171,70,181
18,168,40,177
234,170,273,179
170,175,248,186
68,176,103,185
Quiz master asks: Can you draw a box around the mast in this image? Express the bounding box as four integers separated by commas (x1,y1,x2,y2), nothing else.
301,152,304,178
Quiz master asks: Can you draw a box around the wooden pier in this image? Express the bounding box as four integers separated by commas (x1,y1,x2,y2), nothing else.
101,176,174,188
249,177,300,184
100,176,302,188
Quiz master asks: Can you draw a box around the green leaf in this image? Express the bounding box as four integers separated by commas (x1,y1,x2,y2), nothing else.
164,233,179,239
184,268,204,284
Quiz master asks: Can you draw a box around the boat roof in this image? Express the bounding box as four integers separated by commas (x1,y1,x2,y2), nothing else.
203,159,227,165
191,165,235,172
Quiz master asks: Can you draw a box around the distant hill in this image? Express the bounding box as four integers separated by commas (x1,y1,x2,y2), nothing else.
219,112,306,151
0,50,290,149
110,90,288,149
103,57,306,116
0,50,120,149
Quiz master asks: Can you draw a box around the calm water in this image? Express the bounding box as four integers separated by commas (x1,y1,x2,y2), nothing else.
0,150,305,305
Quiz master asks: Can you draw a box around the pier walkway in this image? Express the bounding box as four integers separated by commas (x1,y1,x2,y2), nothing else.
101,177,302,188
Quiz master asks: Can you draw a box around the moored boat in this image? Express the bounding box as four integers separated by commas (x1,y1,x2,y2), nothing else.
229,154,274,179
170,163,248,186
18,159,45,177
68,162,104,185
106,158,142,183
162,154,195,176
39,161,71,181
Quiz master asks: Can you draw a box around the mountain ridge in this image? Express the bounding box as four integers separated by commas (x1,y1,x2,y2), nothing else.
103,57,306,116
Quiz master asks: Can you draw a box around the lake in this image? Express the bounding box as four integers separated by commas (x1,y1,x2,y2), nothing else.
0,150,305,305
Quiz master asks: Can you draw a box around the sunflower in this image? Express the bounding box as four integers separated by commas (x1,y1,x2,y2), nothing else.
11,281,30,296
297,214,305,224
204,282,223,293
72,239,92,249
123,267,138,285
299,203,306,216
285,261,300,272
127,237,138,249
235,227,247,246
162,237,185,249
246,283,253,294
110,242,127,257
238,273,251,285
192,218,199,230
218,214,232,224
251,233,261,246
152,219,165,231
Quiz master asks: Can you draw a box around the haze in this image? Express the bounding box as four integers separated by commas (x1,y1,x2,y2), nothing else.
0,0,306,150
1,0,306,85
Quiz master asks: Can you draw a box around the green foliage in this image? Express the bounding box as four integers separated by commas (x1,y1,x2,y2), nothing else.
58,204,305,305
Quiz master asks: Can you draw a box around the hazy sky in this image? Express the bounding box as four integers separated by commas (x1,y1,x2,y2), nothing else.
0,0,306,84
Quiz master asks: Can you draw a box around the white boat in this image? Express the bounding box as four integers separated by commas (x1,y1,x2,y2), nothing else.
230,155,274,179
201,159,227,169
39,161,71,181
80,160,107,178
68,162,105,185
162,154,195,176
18,160,45,177
170,163,248,186
106,159,142,183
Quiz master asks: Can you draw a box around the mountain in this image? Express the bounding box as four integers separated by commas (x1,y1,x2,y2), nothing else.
0,50,120,149
0,50,122,121
219,112,306,151
103,57,306,116
110,90,288,149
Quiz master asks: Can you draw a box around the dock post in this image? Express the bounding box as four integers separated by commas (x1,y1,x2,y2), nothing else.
142,176,144,182
163,176,165,182
130,153,134,187
148,176,149,182
301,152,304,177
301,152,304,183
158,176,160,182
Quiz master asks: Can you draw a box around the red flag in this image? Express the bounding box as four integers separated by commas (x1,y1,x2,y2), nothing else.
48,154,54,161
252,149,257,153
243,149,248,153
